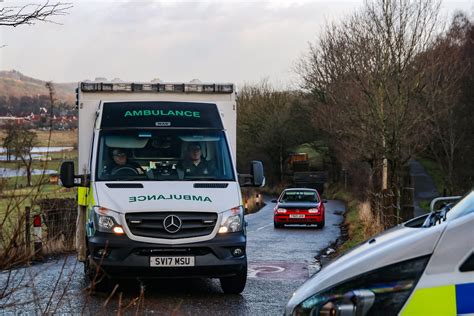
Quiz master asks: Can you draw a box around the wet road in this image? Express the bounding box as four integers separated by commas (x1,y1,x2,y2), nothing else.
409,160,439,217
0,199,344,315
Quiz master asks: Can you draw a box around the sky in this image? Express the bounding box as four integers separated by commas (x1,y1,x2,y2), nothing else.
1,0,472,88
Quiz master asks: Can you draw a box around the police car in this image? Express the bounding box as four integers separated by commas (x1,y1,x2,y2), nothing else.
285,191,474,315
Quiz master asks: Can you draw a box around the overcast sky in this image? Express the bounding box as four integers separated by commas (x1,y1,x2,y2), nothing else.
1,0,472,87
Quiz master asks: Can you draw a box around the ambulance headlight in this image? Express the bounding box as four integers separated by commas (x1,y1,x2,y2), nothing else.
93,206,124,234
98,216,114,230
290,256,430,316
219,206,244,233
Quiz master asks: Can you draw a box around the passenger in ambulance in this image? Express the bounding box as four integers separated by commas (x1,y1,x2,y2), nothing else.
181,142,216,177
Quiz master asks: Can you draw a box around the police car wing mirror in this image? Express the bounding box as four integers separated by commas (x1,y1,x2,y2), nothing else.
320,289,375,316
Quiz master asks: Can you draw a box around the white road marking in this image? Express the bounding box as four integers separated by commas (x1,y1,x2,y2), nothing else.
248,265,286,278
256,223,273,231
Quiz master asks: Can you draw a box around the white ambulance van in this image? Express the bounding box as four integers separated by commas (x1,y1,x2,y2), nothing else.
60,81,264,294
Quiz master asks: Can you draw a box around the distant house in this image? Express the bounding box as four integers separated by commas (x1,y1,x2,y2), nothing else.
0,116,26,126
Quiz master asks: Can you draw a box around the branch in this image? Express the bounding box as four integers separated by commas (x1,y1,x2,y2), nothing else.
0,1,72,27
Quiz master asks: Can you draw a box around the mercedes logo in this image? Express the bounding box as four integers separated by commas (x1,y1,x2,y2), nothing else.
163,215,182,234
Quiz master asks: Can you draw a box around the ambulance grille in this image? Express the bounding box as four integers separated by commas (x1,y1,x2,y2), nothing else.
125,212,217,239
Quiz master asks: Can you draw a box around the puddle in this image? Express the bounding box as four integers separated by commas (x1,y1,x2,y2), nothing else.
0,168,57,178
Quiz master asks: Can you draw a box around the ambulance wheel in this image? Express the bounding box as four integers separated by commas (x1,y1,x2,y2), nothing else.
220,264,247,294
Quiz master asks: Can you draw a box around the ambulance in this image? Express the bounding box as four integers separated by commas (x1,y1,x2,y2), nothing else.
60,80,264,293
285,191,474,315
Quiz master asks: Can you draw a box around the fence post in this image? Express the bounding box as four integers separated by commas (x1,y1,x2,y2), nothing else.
33,214,43,261
25,206,31,259
244,191,249,213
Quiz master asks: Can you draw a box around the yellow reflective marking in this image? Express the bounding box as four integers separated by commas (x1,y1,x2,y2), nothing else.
77,187,87,206
89,183,95,206
78,183,95,207
401,285,456,316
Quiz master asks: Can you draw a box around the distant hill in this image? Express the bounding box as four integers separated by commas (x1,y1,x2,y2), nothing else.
0,70,76,104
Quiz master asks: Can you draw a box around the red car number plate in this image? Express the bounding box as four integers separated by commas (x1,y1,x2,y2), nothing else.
289,214,305,219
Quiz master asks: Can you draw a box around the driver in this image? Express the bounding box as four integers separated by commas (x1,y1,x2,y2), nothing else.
110,148,144,175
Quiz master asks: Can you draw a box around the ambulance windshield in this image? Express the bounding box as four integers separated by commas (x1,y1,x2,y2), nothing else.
96,129,234,181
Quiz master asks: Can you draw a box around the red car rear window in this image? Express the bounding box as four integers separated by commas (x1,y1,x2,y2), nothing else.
281,191,319,203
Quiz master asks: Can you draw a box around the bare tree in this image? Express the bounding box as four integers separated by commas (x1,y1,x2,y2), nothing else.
0,1,72,27
10,127,38,187
297,0,442,226
2,122,16,161
423,13,473,194
237,80,316,185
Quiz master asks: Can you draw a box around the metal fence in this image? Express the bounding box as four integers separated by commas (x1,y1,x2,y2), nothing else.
0,198,77,269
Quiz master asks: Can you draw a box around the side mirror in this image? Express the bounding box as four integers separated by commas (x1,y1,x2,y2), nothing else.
238,161,265,187
322,199,328,204
251,161,265,187
60,161,76,188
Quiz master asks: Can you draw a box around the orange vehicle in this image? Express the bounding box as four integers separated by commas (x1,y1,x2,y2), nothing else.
287,153,327,195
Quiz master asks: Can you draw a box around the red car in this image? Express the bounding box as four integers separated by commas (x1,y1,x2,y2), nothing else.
273,188,326,229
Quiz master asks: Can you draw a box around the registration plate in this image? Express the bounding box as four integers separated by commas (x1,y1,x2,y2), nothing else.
150,256,195,267
289,214,305,219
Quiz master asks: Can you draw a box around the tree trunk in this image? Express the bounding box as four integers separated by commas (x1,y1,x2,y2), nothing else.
279,146,284,183
26,164,32,187
22,155,33,187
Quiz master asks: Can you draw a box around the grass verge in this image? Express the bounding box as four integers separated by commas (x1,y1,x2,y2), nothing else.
325,183,384,254
419,200,431,213
242,188,266,214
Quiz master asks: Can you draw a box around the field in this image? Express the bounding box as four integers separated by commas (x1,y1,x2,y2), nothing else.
1,129,78,216
0,128,77,147
1,128,77,189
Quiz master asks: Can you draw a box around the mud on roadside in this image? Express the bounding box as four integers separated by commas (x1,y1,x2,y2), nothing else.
309,209,349,275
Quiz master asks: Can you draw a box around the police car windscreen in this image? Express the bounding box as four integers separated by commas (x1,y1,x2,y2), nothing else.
100,102,223,129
